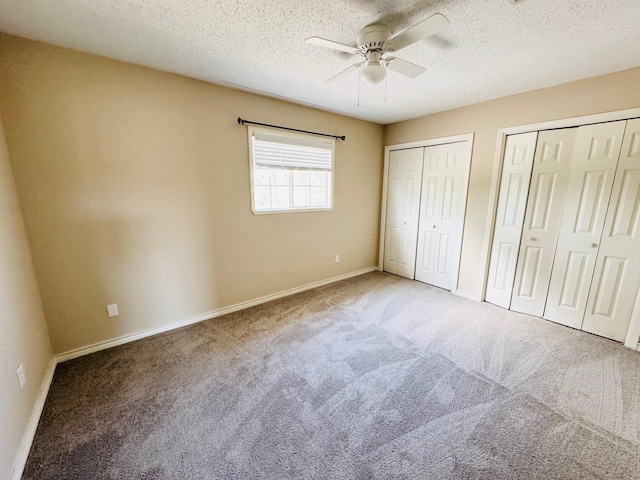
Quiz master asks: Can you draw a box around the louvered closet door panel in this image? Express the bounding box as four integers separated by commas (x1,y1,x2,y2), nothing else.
544,121,627,329
485,132,538,308
510,128,577,316
582,118,640,341
383,148,424,278
415,142,468,290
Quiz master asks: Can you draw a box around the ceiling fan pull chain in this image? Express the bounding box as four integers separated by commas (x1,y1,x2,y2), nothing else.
357,71,361,107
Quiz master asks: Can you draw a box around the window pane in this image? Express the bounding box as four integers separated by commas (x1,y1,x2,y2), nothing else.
271,169,290,186
254,186,271,210
310,186,327,206
293,186,310,207
254,168,270,186
310,170,327,186
271,186,290,209
293,170,310,185
254,196,271,210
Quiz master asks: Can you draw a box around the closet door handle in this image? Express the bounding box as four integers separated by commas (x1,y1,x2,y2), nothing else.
526,237,537,241
589,242,598,248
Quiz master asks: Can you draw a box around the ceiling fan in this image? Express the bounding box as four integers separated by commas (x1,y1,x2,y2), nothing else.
306,14,450,86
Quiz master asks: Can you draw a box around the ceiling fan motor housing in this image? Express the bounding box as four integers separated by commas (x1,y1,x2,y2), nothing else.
357,24,392,53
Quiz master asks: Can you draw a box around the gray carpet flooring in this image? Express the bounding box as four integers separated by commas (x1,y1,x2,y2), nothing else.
23,272,640,479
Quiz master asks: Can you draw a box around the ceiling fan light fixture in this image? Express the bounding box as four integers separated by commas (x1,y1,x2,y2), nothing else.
360,60,386,85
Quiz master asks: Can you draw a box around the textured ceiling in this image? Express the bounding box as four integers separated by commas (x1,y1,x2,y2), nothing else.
0,0,639,124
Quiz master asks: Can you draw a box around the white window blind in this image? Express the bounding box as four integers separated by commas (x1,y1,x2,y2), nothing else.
248,127,334,214
252,132,333,170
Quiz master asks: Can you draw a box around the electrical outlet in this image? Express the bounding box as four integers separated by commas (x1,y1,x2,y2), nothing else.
107,303,119,317
17,364,26,388
335,254,340,263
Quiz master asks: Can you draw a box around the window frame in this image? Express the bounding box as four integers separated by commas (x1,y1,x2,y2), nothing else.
247,125,335,215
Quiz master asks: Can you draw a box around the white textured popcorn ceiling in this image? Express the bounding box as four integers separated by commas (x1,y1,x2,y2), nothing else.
0,0,639,124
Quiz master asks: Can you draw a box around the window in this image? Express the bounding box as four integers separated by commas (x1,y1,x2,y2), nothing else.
248,126,334,214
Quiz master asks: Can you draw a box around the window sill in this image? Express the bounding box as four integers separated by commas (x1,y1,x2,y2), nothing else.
251,207,333,215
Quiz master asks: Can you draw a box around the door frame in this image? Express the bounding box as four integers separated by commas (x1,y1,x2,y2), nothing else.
480,106,640,350
379,133,474,295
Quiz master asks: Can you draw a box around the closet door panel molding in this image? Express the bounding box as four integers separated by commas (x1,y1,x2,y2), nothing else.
544,120,627,329
383,148,424,278
511,128,577,316
485,132,538,308
383,150,403,274
415,145,443,284
583,118,640,341
415,141,468,290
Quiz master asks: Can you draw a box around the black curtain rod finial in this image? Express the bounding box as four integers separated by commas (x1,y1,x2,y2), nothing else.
237,117,345,141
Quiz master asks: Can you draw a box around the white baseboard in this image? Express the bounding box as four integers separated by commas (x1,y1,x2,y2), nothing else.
56,266,378,363
454,289,481,302
12,357,56,480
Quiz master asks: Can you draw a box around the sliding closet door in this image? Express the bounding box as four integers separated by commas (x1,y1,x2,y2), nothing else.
510,128,577,316
582,118,640,341
383,148,424,278
414,141,468,290
544,121,627,329
485,132,538,308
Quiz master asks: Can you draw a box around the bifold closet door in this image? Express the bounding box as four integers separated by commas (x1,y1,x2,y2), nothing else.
510,128,577,316
414,142,467,290
582,118,640,341
383,148,424,278
485,132,538,308
544,121,627,329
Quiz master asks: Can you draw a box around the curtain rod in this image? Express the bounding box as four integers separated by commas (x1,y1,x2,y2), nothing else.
237,117,346,141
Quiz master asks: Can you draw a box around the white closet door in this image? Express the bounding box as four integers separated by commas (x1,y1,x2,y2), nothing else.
415,142,468,290
582,118,640,341
485,132,538,308
383,148,424,278
510,128,577,316
544,121,627,329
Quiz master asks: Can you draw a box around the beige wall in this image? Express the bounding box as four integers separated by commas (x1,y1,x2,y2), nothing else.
0,112,53,477
385,67,640,296
0,35,384,354
4,31,639,359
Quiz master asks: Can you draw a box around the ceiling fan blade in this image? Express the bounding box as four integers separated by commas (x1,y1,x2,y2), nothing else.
386,13,450,52
326,63,363,83
305,37,360,55
385,57,426,78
